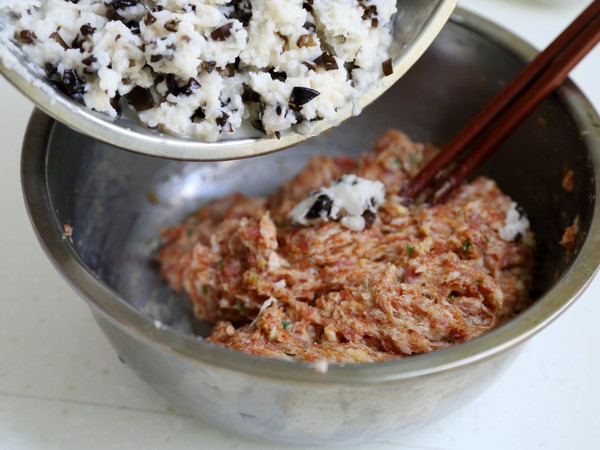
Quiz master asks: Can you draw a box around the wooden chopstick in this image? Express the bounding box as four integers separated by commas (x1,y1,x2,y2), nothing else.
428,6,600,205
399,0,600,205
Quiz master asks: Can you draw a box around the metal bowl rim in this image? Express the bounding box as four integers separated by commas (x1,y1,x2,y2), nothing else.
20,8,600,384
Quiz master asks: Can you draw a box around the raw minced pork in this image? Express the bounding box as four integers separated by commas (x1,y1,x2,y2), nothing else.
3,0,396,141
157,130,535,363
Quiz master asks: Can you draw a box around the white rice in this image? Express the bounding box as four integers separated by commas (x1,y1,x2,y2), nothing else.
289,174,386,231
500,201,530,242
1,0,396,142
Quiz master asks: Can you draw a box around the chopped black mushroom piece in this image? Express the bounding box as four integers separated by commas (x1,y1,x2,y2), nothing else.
276,32,290,51
125,86,155,111
218,63,236,78
361,5,378,21
180,77,201,95
382,58,393,76
302,0,313,12
49,31,69,50
291,107,304,123
59,69,86,102
71,35,85,51
165,73,179,95
344,60,359,78
216,112,230,127
125,21,141,35
192,107,206,121
80,23,96,37
228,0,252,27
164,20,180,32
110,93,122,117
144,12,157,26
210,22,234,41
362,210,376,229
45,62,58,77
242,84,261,103
19,30,37,45
314,52,338,71
81,55,97,66
305,194,333,219
166,43,177,54
289,86,320,106
268,68,287,82
303,21,316,33
150,54,163,63
215,66,231,79
297,34,316,48
203,61,217,73
112,0,140,8
105,4,123,22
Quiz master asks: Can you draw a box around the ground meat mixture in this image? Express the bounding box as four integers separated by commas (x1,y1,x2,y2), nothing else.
157,130,535,363
3,0,396,141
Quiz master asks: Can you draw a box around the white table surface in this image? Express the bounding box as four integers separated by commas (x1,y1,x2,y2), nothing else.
1,1,599,449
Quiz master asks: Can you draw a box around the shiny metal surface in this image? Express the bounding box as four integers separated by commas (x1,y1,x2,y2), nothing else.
1,0,456,161
21,9,600,445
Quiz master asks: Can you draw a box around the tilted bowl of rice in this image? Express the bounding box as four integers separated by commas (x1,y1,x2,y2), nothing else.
2,0,457,159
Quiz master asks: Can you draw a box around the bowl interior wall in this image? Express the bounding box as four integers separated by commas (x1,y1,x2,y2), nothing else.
44,20,594,333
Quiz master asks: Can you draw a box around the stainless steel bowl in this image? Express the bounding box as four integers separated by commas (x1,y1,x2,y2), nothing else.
1,0,457,160
21,9,600,446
